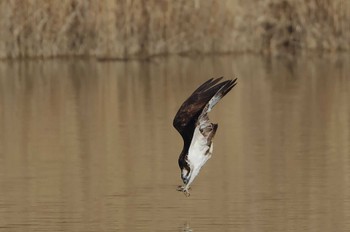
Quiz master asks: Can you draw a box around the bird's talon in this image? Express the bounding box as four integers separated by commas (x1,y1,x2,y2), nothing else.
184,190,190,197
176,185,191,196
176,185,184,191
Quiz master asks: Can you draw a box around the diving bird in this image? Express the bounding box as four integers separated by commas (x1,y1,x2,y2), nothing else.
173,77,237,196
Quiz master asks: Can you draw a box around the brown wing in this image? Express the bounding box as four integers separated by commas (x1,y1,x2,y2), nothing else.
173,77,233,145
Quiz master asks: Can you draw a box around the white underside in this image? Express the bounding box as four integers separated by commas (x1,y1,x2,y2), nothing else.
185,125,213,190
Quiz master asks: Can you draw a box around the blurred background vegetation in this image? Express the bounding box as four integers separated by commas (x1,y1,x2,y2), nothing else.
0,0,349,59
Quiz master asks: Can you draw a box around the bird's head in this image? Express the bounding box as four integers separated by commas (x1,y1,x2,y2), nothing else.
181,168,191,184
179,156,191,184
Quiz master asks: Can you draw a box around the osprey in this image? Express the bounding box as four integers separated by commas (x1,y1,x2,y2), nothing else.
173,77,237,196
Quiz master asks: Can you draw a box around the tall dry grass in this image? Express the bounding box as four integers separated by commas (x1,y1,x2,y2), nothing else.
0,0,349,59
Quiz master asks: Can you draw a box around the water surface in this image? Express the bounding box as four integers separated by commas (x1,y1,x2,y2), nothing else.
0,55,350,231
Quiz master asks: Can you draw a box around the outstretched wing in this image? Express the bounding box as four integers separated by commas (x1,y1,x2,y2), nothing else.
173,77,235,145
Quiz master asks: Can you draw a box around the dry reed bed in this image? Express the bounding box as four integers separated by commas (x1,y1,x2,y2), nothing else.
0,0,349,59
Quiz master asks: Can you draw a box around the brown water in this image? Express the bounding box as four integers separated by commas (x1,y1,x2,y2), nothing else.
0,55,350,231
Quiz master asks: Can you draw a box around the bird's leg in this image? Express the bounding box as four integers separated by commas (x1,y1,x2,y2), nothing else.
183,189,190,197
182,184,191,197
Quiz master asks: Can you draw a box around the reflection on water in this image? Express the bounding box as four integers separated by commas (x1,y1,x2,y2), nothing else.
181,222,193,232
0,55,350,231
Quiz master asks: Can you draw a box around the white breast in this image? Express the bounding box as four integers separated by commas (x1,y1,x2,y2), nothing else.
186,126,212,187
188,126,210,163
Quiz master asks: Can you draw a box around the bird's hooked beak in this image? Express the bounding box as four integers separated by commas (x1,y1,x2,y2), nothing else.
182,175,190,184
181,169,191,185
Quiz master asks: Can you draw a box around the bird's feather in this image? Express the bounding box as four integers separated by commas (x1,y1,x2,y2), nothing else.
173,77,234,145
174,77,237,195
